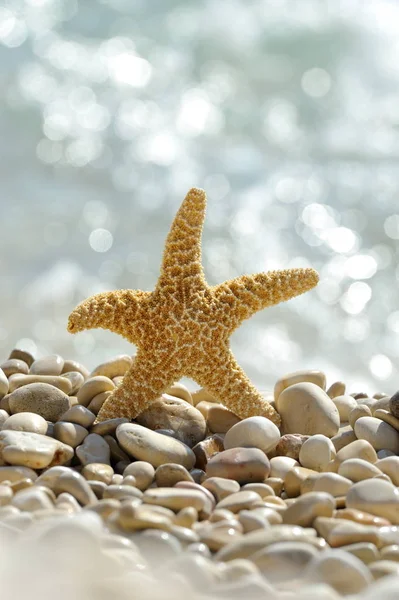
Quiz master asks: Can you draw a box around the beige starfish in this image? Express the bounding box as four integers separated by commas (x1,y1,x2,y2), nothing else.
68,188,319,426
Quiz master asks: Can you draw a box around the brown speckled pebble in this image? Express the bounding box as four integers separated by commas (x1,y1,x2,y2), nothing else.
8,383,71,422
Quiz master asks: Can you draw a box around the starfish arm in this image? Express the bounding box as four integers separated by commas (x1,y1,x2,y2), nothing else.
96,349,180,421
190,348,281,427
156,188,207,294
67,290,151,343
213,268,319,332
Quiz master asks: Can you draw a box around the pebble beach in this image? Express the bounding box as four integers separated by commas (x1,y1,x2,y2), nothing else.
0,349,399,599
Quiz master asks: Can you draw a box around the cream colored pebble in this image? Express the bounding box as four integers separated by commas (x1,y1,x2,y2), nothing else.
332,394,358,422
349,404,372,428
354,416,399,453
338,458,383,482
29,354,64,376
2,412,48,435
274,370,326,402
76,376,115,407
8,374,72,394
299,434,336,471
123,461,155,491
0,368,9,399
91,355,132,379
326,381,346,399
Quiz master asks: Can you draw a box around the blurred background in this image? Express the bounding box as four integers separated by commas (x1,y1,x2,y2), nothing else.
1,0,399,395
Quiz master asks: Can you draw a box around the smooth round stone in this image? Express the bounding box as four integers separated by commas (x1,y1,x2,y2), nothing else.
202,477,240,502
61,371,84,395
335,439,378,465
0,466,37,482
76,433,111,465
136,394,206,448
91,355,132,379
331,428,357,452
56,492,81,513
285,466,317,497
123,461,155,491
390,390,399,419
174,506,198,528
342,542,379,564
269,456,299,479
87,391,112,415
326,381,346,399
369,560,399,579
0,484,13,506
304,550,372,595
0,409,8,426
0,368,8,399
275,434,308,460
8,348,34,367
118,503,172,532
349,404,373,428
82,463,114,485
283,491,335,527
299,434,336,472
0,431,73,469
165,383,193,405
8,383,71,422
61,359,90,379
338,458,383,482
354,416,399,453
332,394,358,422
0,359,29,377
77,376,115,407
380,544,399,561
217,491,262,513
200,524,243,552
90,417,129,437
143,487,211,515
311,473,352,497
8,374,72,394
2,412,48,435
206,448,270,484
117,423,195,470
105,435,129,464
60,405,96,428
277,383,340,437
274,370,326,402
239,511,269,533
192,434,224,470
155,463,194,487
376,456,399,486
12,487,54,511
54,470,97,505
29,354,64,376
207,405,241,434
223,416,280,454
242,483,275,498
53,421,88,448
347,480,399,524
192,387,220,406
251,540,319,582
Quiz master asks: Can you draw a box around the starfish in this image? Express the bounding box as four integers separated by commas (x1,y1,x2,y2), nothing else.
68,188,319,427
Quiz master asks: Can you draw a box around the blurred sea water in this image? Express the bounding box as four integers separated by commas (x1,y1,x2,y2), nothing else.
1,0,399,395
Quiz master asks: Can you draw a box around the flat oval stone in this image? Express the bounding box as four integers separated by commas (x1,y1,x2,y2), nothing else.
374,409,399,432
53,422,88,448
29,354,64,376
217,491,262,513
77,376,115,407
2,412,48,435
12,487,54,511
283,491,335,526
326,381,346,398
76,433,111,465
0,465,37,482
118,503,172,532
277,382,340,437
346,479,399,524
274,370,326,402
155,463,193,487
54,470,97,505
224,416,280,454
251,540,318,582
82,463,114,485
206,448,270,484
62,360,90,379
136,394,206,448
331,428,357,452
117,423,195,470
60,405,96,428
0,430,73,469
207,405,241,434
91,355,132,379
376,456,399,486
202,477,240,502
123,461,155,491
332,394,358,422
349,404,373,428
299,434,336,471
8,374,72,394
0,368,9,399
354,416,399,453
311,473,352,497
165,382,193,405
61,371,84,395
269,456,299,479
0,359,29,377
8,383,71,422
338,458,383,482
304,549,372,595
336,439,378,465
143,487,210,514
8,348,34,367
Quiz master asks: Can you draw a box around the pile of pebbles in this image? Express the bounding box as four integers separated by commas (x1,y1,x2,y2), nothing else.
0,348,399,599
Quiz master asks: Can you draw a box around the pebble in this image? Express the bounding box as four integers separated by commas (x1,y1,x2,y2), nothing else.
326,381,346,398
275,433,309,460
346,479,399,524
8,374,72,394
0,368,8,399
123,461,155,490
192,434,224,470
304,550,372,595
269,456,299,479
283,491,335,526
0,358,29,377
223,416,280,454
77,376,115,406
60,405,96,428
285,466,317,497
154,463,194,487
54,469,97,505
53,421,88,448
354,416,399,453
277,382,340,437
349,404,373,428
12,486,54,511
251,540,319,581
8,383,71,422
61,371,84,395
334,439,378,467
216,491,262,513
29,354,64,376
0,430,73,469
0,465,38,482
76,433,111,465
311,473,352,497
117,423,195,469
338,458,383,482
165,382,193,405
118,503,172,532
143,487,212,516
2,412,48,435
375,456,399,485
82,463,114,485
274,370,326,401
90,355,132,379
8,348,34,367
202,477,240,501
136,394,206,447
369,560,399,579
104,435,130,464
390,390,399,418
342,541,379,564
206,448,270,484
207,405,241,433
299,434,336,471
62,359,90,379
332,394,358,422
374,408,399,432
331,428,357,452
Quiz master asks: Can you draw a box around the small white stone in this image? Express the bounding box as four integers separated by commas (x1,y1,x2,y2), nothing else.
224,416,280,454
354,416,399,454
299,434,336,472
2,412,48,435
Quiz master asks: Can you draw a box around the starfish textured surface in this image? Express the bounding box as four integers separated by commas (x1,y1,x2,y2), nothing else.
68,188,319,427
